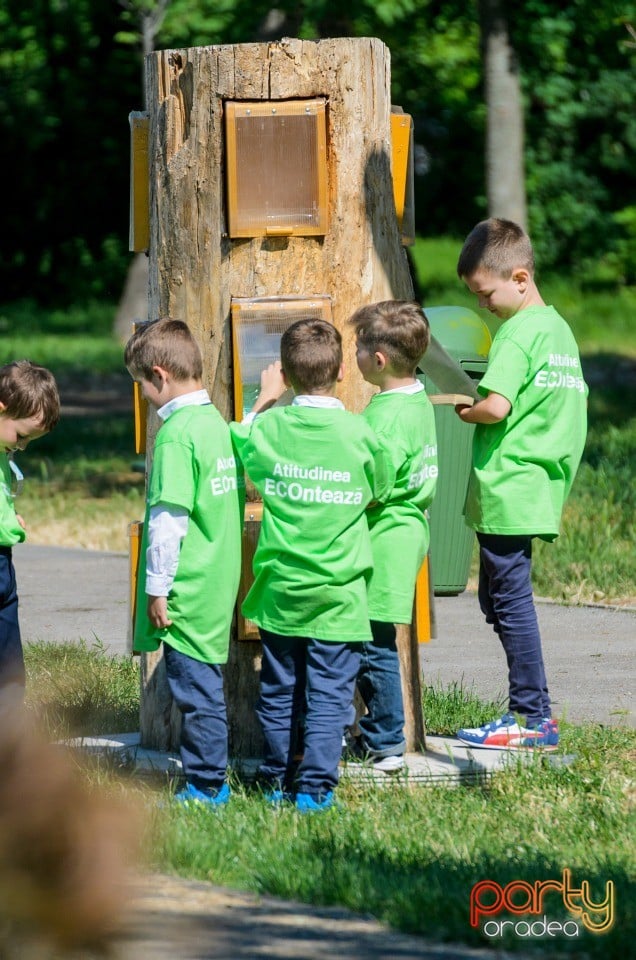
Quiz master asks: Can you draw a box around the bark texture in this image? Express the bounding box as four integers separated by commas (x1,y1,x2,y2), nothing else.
481,0,527,228
141,37,422,755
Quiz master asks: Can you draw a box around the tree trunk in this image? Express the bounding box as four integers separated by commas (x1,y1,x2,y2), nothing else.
141,37,424,756
480,0,527,228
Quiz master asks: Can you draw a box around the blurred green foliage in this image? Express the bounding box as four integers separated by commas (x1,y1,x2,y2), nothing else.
1,0,635,303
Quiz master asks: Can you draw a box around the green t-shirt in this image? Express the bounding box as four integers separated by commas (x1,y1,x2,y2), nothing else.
0,456,25,546
134,403,243,663
363,388,438,623
465,305,588,540
231,405,394,642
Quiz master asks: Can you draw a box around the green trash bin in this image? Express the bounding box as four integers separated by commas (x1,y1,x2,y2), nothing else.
417,306,492,596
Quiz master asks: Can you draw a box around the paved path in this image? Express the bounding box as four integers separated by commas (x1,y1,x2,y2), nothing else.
426,595,634,727
15,544,635,727
113,874,510,960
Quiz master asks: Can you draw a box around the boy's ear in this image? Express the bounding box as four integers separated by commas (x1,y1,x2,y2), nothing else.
151,364,170,386
511,267,531,291
337,362,345,383
280,367,292,388
374,351,388,371
0,402,6,414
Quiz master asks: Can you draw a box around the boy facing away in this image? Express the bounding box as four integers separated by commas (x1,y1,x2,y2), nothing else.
125,319,243,806
347,301,438,771
0,361,60,694
231,318,393,812
454,218,588,750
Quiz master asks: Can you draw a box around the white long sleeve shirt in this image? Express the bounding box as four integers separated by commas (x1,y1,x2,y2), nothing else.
145,390,210,597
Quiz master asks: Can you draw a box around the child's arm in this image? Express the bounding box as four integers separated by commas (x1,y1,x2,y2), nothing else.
251,361,288,415
145,504,189,629
455,391,511,424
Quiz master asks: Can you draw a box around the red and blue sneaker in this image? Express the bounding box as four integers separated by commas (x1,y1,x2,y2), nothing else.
456,714,559,751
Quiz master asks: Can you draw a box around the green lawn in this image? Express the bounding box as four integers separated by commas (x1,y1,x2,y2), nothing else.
24,642,636,957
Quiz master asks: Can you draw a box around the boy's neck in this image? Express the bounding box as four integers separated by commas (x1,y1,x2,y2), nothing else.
511,279,546,316
292,383,338,398
375,373,417,393
163,378,204,402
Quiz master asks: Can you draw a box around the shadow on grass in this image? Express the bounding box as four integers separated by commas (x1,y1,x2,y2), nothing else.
581,353,636,430
267,841,632,956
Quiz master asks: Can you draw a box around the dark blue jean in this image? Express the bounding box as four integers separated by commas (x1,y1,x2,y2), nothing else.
477,533,550,725
163,643,228,792
257,630,360,797
357,620,406,758
0,548,24,693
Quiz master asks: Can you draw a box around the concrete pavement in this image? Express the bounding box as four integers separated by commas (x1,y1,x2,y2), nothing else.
425,594,635,728
15,543,635,728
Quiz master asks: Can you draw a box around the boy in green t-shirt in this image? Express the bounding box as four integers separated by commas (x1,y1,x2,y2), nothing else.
453,218,588,750
0,361,60,694
347,301,438,772
125,319,242,806
231,318,392,812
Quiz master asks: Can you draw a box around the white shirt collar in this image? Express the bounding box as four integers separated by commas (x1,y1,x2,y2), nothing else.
380,381,425,396
158,389,211,421
292,395,345,409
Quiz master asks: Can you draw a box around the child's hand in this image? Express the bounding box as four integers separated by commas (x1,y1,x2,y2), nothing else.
16,514,26,531
252,361,288,413
455,403,473,421
147,595,172,629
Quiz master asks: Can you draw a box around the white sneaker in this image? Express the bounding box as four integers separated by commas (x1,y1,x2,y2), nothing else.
373,755,405,773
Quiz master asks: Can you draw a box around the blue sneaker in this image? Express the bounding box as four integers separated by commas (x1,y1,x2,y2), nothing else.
262,788,293,806
173,781,231,807
295,790,336,813
457,714,559,751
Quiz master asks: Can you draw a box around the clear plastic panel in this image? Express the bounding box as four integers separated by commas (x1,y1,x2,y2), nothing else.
226,100,328,237
231,297,332,418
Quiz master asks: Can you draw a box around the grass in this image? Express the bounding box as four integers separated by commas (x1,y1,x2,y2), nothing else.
24,640,140,738
24,641,634,956
150,737,634,956
1,299,145,551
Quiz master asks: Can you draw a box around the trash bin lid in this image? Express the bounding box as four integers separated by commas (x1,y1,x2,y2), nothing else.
424,305,492,361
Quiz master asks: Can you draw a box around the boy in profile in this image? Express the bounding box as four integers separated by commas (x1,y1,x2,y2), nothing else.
0,361,60,694
125,319,242,805
231,318,392,811
347,301,437,771
454,218,587,750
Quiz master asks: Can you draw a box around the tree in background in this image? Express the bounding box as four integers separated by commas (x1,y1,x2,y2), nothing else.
1,0,634,305
480,0,527,228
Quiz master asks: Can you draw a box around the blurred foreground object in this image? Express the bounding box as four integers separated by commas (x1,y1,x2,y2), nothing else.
0,690,138,955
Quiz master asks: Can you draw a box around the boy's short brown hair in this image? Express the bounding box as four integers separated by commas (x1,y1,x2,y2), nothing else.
124,318,203,382
280,318,342,393
457,217,535,280
348,300,430,375
0,361,60,431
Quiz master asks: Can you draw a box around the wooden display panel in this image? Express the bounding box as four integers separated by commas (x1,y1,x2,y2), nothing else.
225,99,328,237
129,111,150,252
128,520,143,654
390,109,415,247
231,296,332,420
236,502,264,641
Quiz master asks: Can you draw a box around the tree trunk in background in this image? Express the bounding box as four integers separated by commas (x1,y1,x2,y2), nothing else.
480,0,527,228
114,252,149,343
140,36,424,757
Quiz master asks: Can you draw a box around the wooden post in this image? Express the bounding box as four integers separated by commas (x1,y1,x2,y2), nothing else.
140,37,424,755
